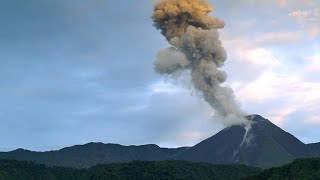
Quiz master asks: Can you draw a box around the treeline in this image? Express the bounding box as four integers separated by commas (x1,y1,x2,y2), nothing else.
84,161,261,180
245,158,320,180
0,160,83,180
0,160,260,180
0,158,319,180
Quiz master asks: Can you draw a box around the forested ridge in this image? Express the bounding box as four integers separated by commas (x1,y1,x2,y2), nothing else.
0,159,260,180
0,158,319,180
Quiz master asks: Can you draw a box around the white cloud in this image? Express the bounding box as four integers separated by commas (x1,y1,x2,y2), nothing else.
267,106,297,125
232,69,320,124
150,80,183,94
308,26,320,38
223,37,252,49
222,11,320,127
224,31,320,125
275,0,316,6
238,48,281,67
289,10,311,19
240,0,316,7
255,31,303,45
223,37,283,82
288,8,320,39
304,55,320,72
224,30,306,47
289,8,320,26
304,116,320,125
231,19,257,30
235,70,320,103
233,72,294,102
217,0,320,142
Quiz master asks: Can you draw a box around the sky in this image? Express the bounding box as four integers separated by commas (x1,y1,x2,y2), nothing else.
0,0,319,151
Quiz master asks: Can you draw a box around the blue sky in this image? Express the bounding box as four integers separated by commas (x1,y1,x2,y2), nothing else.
0,0,319,151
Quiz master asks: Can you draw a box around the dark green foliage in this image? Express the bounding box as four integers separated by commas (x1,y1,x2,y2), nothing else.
0,160,84,180
84,161,261,180
0,160,260,180
1,158,319,180
245,158,320,180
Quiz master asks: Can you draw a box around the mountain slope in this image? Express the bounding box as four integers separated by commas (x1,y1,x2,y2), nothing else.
178,115,317,169
0,114,318,169
307,142,320,155
0,143,188,168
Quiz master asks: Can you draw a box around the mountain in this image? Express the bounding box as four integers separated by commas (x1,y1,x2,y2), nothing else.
0,114,318,169
0,159,261,180
0,143,188,168
307,142,320,155
178,115,318,169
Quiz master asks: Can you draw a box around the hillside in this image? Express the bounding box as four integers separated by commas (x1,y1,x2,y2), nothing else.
308,143,320,155
1,158,320,180
84,161,261,180
178,115,317,168
245,158,320,180
0,143,188,168
0,115,318,169
0,160,261,180
0,160,83,180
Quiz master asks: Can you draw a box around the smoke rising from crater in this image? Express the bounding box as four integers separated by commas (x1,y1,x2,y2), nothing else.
152,0,247,126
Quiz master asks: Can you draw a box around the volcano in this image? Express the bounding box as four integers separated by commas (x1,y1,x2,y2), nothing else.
0,115,318,169
177,115,318,168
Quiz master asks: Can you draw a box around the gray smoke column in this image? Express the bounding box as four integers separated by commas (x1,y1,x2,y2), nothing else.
152,0,248,126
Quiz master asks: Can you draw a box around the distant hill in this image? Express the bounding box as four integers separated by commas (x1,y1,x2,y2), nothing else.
178,115,318,168
0,143,188,168
245,158,320,180
307,142,320,155
0,115,319,169
0,159,261,180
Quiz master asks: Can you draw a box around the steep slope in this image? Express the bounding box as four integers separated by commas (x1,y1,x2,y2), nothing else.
0,143,188,168
178,115,317,169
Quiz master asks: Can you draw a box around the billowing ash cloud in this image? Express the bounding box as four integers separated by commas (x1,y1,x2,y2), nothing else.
152,0,248,126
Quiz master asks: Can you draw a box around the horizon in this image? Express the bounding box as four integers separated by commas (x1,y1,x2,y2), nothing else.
0,0,319,151
0,114,318,152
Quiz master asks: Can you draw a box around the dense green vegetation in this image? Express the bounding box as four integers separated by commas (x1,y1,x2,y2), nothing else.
0,160,84,180
0,160,260,180
0,158,319,180
84,161,261,180
245,158,320,180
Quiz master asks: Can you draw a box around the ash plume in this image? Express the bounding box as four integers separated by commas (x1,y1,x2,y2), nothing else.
152,0,247,126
